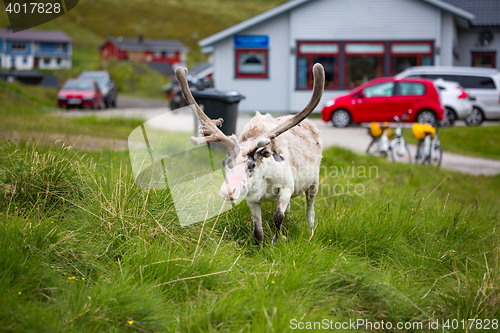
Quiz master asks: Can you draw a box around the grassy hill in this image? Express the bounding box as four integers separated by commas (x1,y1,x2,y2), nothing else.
0,0,288,68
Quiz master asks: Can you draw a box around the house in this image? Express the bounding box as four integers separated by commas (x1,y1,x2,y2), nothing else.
100,36,188,68
199,0,500,113
0,27,72,70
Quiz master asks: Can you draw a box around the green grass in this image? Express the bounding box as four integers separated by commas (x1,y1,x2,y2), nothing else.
1,81,500,332
403,125,500,160
1,135,499,332
0,81,146,143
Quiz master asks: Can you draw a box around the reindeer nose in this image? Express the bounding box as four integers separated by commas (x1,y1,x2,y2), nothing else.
220,185,239,200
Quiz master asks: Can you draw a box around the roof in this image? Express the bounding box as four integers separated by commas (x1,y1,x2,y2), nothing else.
188,62,213,78
0,28,72,42
199,0,475,48
146,62,175,76
441,0,500,27
102,38,188,52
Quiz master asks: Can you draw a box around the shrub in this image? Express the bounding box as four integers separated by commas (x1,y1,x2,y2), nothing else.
0,141,91,214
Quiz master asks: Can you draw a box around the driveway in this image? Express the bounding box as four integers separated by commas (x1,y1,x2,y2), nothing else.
57,101,500,176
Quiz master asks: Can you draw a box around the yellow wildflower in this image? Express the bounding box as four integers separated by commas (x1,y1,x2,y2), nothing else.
128,320,134,325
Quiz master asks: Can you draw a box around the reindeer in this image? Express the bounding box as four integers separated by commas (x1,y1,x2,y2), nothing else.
175,63,324,245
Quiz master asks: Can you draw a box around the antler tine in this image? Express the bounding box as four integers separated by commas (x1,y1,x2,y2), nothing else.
246,63,325,155
175,67,237,160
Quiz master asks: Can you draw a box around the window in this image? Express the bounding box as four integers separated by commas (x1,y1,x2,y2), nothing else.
362,82,394,97
472,52,495,68
459,76,496,89
23,57,28,64
44,58,51,65
57,58,62,65
345,42,385,89
390,42,432,75
57,43,63,52
297,41,339,89
396,82,426,96
422,74,496,89
12,42,26,52
34,43,40,51
235,49,268,78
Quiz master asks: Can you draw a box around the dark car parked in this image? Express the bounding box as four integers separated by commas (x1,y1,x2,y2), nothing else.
78,71,118,108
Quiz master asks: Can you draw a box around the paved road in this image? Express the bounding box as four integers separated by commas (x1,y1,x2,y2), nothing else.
57,102,500,176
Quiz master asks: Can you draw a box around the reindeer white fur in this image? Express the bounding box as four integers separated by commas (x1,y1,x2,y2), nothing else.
175,64,325,245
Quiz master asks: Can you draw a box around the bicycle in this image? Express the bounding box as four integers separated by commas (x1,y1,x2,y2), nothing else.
366,122,391,158
413,122,443,167
389,111,412,163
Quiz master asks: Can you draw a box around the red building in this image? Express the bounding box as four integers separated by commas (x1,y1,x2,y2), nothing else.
99,36,188,68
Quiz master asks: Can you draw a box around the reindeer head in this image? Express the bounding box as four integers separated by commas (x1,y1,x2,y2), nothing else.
175,64,325,203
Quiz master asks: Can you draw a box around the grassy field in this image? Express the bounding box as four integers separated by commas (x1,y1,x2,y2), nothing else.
1,84,500,331
398,124,500,160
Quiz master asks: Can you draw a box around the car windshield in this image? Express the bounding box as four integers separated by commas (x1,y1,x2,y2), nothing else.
63,81,94,90
80,74,107,86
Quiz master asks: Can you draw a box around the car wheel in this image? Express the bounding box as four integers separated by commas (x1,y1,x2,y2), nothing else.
331,109,351,128
465,107,484,126
443,107,456,126
416,110,437,126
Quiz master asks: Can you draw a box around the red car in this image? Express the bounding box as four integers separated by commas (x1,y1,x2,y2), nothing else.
58,78,104,110
321,78,444,127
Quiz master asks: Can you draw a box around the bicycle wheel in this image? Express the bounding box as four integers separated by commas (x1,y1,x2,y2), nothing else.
430,144,443,167
366,139,378,155
415,141,426,164
391,141,412,163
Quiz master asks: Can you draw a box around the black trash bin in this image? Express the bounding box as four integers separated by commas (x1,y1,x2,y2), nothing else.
191,89,245,136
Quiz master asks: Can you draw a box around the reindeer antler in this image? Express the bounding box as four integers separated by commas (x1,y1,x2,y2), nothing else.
175,67,237,161
244,63,325,156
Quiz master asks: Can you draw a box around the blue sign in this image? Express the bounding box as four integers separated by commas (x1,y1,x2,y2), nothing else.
234,35,269,48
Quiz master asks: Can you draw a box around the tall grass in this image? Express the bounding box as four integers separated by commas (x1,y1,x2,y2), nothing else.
0,141,499,332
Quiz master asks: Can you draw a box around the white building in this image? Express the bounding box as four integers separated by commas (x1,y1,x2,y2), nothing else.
0,27,72,71
199,0,500,113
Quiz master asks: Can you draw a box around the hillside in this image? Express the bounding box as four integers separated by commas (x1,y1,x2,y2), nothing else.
0,0,288,68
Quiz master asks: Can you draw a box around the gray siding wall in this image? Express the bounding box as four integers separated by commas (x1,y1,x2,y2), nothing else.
456,30,500,69
212,13,290,113
212,0,444,113
440,12,457,66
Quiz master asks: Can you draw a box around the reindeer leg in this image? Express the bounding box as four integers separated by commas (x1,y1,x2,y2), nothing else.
305,181,318,238
247,202,263,246
272,189,291,246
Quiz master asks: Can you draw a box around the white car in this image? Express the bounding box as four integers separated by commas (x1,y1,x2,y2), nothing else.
396,66,500,125
433,79,472,126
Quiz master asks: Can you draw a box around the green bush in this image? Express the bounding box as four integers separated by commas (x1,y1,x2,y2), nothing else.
0,142,89,213
104,61,169,100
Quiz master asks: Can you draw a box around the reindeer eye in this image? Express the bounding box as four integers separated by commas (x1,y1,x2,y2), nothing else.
246,156,255,172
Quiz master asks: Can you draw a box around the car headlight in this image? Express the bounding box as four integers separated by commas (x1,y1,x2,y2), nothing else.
324,99,335,108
